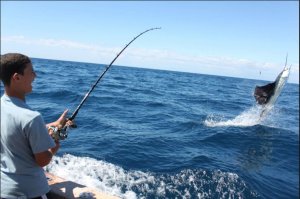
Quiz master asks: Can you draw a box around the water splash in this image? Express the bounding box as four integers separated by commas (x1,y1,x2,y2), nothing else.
204,106,265,127
46,154,258,199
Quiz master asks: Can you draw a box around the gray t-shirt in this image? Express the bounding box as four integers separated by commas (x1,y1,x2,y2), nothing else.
1,94,56,198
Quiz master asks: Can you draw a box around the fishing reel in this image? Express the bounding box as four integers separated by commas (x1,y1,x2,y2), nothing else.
49,126,68,141
49,121,77,141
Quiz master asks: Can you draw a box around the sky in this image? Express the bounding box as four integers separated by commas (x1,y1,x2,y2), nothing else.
1,1,299,84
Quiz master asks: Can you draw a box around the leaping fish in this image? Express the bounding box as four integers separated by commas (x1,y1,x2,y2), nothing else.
254,55,291,119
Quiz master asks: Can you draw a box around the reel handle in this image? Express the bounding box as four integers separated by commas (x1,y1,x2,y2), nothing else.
49,118,77,141
49,126,68,141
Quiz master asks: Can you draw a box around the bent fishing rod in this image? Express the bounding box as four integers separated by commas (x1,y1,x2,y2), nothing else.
50,27,161,140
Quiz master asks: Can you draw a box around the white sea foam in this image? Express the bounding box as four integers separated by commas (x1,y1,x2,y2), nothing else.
204,106,266,127
46,154,139,199
46,154,253,198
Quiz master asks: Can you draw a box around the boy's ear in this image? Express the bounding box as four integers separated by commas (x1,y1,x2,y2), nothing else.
12,73,21,81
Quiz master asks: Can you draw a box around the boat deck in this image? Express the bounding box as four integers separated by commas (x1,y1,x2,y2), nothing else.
46,172,120,199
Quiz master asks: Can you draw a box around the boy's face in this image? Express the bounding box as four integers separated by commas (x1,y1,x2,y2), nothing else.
17,63,36,94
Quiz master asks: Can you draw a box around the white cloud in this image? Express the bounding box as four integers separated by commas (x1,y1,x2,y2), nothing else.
1,35,298,84
2,35,111,53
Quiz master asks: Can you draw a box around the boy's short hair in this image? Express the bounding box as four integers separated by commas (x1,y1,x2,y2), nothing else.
0,53,31,86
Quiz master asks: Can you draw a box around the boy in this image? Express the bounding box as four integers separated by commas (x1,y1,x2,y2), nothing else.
1,53,73,198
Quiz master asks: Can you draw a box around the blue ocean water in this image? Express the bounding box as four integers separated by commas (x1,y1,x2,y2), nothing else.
25,58,299,198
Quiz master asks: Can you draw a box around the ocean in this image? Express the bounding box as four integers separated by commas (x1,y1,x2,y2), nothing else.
19,58,300,198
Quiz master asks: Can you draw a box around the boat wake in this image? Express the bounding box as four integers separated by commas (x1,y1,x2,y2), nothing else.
46,154,258,199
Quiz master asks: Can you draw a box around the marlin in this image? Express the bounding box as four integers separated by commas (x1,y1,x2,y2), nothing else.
254,55,291,119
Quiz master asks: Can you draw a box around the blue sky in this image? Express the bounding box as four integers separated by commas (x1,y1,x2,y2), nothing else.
1,1,299,83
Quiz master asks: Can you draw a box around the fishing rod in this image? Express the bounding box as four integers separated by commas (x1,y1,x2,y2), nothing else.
50,27,161,140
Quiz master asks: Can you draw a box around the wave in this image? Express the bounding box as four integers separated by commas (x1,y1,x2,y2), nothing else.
46,154,258,199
